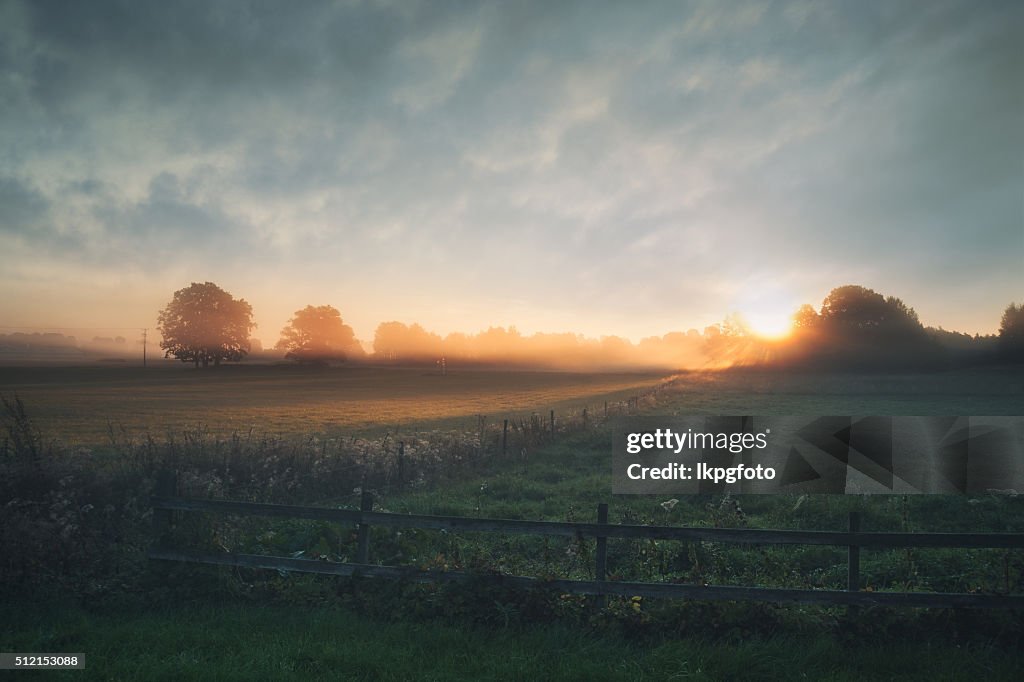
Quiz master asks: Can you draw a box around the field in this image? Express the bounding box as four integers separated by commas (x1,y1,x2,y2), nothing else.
0,364,667,445
2,363,1023,680
654,366,1024,416
3,365,1021,448
5,601,1021,681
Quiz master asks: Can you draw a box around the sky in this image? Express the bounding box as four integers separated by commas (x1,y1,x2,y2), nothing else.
1,0,1021,347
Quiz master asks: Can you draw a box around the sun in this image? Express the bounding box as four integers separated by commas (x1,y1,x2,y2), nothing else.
732,287,801,340
743,310,795,339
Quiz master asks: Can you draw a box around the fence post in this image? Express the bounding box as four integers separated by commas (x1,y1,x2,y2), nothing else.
356,491,374,564
848,511,860,616
583,408,588,429
152,469,177,547
595,502,608,608
502,419,509,456
550,410,555,438
604,401,608,417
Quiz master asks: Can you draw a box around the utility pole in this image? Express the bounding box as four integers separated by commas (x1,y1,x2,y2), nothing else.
142,328,147,368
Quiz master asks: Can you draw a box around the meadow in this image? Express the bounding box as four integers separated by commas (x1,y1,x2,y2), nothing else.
3,363,1019,447
2,363,1023,680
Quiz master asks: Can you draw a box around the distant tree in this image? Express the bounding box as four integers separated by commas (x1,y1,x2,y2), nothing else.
998,302,1024,361
793,304,819,330
884,295,921,327
819,285,923,334
928,326,997,355
475,326,522,357
157,282,255,368
372,321,443,361
599,335,632,361
276,305,356,364
719,314,750,338
374,321,411,360
443,331,472,358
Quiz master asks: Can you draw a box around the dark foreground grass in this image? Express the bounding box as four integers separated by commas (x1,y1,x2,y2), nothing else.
3,599,1021,681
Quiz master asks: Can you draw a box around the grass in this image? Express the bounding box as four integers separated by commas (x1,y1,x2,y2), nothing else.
356,428,1024,594
645,366,1024,416
2,599,1022,681
2,364,1023,679
0,364,666,445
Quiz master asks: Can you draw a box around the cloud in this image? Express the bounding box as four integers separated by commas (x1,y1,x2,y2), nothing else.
0,0,1020,338
0,175,49,234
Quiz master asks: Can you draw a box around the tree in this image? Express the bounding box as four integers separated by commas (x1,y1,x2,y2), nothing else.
793,304,819,330
819,285,923,335
372,321,443,361
157,282,255,367
373,321,411,361
276,305,357,364
998,302,1024,361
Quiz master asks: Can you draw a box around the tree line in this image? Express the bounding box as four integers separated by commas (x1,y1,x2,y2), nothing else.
706,285,1023,369
155,282,1024,369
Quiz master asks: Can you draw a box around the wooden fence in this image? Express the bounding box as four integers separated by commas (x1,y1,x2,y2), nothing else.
149,472,1024,610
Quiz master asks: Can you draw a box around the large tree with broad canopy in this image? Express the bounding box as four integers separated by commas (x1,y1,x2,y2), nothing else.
157,282,255,367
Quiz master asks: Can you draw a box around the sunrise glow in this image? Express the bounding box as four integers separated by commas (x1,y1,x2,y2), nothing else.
745,313,794,340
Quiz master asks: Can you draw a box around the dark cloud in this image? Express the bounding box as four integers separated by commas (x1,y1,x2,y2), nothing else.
0,0,1020,336
0,176,49,233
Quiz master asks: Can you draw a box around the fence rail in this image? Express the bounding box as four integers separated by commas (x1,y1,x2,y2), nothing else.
150,495,1024,549
150,476,1024,611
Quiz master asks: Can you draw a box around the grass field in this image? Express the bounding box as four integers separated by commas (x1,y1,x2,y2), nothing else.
3,600,1021,681
0,364,667,445
2,363,1022,680
2,364,1021,448
651,366,1024,416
